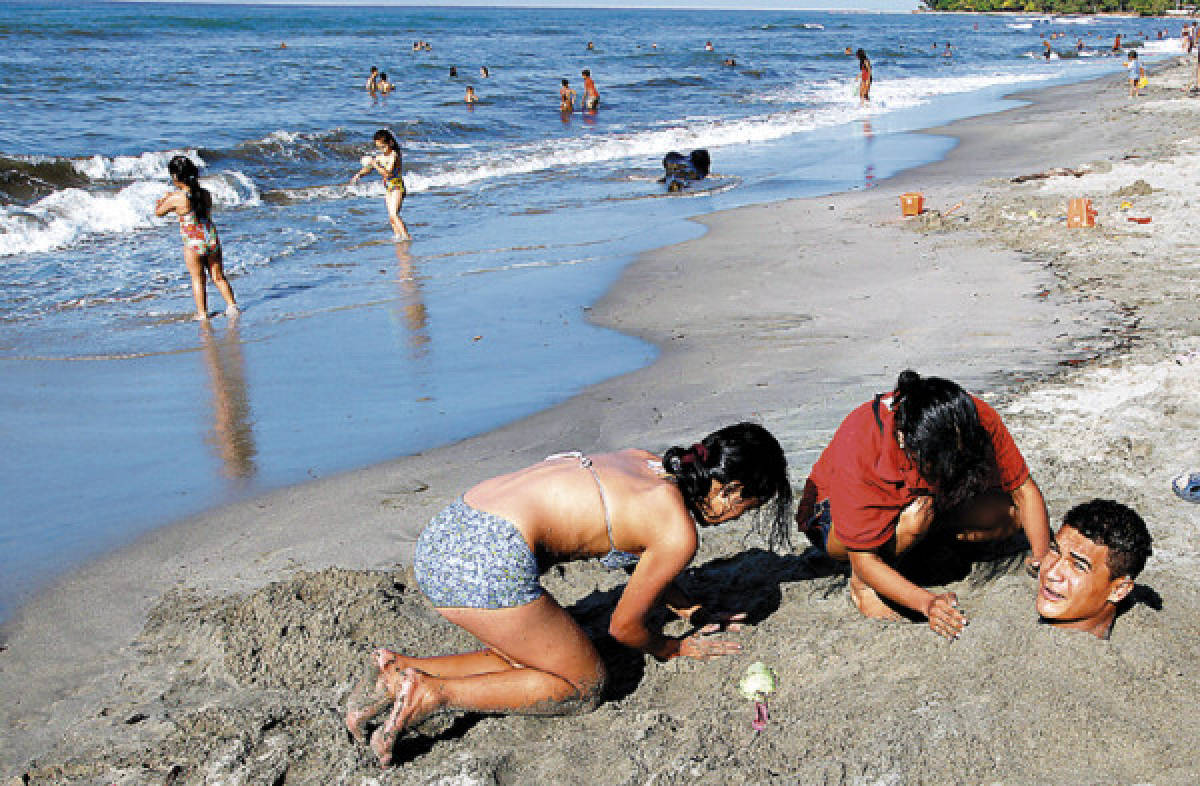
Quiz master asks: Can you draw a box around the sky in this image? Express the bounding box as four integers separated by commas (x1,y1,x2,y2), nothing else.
152,1,920,11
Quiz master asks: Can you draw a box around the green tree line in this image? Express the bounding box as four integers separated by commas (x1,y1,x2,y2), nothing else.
922,0,1183,15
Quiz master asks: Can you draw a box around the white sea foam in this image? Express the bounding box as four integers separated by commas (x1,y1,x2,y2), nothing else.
281,70,1067,204
1139,38,1185,54
0,171,260,257
1007,23,1034,30
72,149,205,181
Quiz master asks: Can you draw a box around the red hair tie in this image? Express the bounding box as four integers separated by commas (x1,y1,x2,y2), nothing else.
692,442,708,463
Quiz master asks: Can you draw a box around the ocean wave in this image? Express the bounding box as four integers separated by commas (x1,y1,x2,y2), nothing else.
1140,38,1185,54
0,154,91,204
265,70,1075,205
760,22,824,31
762,69,1059,110
215,123,493,165
0,170,260,257
71,149,204,182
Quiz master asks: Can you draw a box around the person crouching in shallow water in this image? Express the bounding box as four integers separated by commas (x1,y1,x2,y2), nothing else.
1037,499,1152,639
796,369,1052,640
345,423,792,766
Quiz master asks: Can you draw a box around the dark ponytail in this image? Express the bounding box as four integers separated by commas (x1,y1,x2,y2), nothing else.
892,370,995,512
167,155,211,222
663,421,793,551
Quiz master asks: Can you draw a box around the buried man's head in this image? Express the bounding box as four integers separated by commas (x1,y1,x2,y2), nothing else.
1037,499,1153,639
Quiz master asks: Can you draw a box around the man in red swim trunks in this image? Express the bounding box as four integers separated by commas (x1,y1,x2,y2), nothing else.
796,370,1052,640
581,68,600,110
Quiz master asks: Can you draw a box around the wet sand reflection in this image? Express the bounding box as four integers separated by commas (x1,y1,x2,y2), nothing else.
199,319,257,481
393,243,430,358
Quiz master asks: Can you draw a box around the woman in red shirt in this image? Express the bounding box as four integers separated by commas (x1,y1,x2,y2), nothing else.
796,370,1051,640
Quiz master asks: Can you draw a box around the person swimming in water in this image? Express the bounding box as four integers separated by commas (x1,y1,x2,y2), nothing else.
352,129,411,241
154,155,238,321
465,85,477,104
344,422,793,767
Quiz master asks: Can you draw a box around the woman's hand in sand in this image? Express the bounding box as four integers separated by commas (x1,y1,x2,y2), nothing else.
691,609,749,635
677,632,742,660
924,592,967,641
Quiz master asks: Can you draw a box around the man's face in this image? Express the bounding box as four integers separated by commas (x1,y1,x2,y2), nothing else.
1037,525,1131,627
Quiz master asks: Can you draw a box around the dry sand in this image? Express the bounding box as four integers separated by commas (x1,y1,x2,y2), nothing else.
3,61,1200,784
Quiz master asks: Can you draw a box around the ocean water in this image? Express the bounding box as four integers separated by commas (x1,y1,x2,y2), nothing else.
0,1,1182,617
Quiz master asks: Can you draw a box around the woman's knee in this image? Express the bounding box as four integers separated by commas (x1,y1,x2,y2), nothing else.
564,659,607,714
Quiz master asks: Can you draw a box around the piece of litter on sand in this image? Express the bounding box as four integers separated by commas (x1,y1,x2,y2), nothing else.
1172,472,1200,503
1010,167,1087,183
1127,216,1152,224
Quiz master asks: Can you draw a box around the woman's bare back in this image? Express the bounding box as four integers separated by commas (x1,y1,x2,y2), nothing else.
463,449,691,563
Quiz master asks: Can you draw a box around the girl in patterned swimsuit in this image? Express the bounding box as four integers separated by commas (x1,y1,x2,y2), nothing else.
352,128,411,241
345,422,793,767
154,155,238,321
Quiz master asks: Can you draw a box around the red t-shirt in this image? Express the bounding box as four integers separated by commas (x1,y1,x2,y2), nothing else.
805,392,1030,551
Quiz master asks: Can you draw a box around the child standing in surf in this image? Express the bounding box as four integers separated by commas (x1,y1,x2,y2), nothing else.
856,49,872,104
352,129,411,241
154,155,238,321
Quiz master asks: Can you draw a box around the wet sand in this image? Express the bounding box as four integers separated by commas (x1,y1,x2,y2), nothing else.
3,60,1200,784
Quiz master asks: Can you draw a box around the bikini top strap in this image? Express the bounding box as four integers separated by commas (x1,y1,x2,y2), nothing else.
544,451,617,551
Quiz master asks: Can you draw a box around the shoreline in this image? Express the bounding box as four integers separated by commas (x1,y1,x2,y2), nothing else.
0,56,1131,622
5,58,1200,781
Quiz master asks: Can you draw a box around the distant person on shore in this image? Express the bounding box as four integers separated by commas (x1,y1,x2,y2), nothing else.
365,66,379,93
1126,50,1144,97
351,129,410,241
559,78,576,112
345,423,793,766
378,72,394,95
154,155,238,321
1036,499,1152,640
795,370,1051,640
464,85,477,104
857,48,872,103
581,68,600,110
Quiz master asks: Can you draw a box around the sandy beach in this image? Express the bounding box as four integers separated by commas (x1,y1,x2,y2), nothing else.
4,57,1200,784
